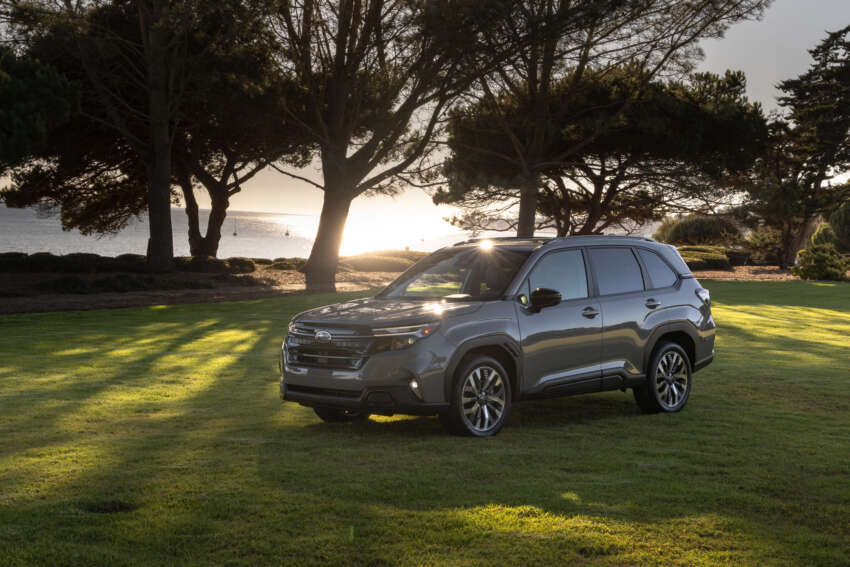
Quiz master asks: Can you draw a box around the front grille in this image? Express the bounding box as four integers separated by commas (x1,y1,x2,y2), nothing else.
285,323,373,370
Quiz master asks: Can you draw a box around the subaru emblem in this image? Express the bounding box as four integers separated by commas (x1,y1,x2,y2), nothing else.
315,330,332,343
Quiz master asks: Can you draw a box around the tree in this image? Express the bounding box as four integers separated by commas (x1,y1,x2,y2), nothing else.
269,0,565,291
4,0,203,271
736,25,850,268
437,70,766,236
0,46,74,172
3,0,309,258
435,0,771,238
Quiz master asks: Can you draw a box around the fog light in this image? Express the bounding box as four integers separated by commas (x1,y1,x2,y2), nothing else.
409,379,423,400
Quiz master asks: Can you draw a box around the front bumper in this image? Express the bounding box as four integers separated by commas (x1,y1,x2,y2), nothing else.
281,382,448,416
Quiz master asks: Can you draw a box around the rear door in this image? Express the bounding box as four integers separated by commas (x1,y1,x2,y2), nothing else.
586,247,648,387
516,248,603,395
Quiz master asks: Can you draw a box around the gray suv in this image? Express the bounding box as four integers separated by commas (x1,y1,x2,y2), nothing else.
281,236,715,436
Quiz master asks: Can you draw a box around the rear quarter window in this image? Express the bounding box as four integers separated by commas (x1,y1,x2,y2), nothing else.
637,249,678,289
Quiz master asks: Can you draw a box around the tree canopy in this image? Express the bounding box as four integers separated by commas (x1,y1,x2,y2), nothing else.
437,69,767,236
0,47,75,172
735,24,850,267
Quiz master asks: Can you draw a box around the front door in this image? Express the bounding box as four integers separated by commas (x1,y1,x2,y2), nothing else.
516,248,602,395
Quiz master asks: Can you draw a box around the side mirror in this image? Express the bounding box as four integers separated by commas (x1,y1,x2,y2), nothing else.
529,287,561,312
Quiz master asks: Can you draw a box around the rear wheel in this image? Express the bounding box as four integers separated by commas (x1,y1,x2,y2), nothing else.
634,342,692,413
313,406,370,422
440,355,511,437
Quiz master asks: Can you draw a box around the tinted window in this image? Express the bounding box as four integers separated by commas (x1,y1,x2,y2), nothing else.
638,249,678,288
527,249,588,301
589,248,644,295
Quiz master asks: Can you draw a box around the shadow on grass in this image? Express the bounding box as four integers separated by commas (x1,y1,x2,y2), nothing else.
1,288,849,565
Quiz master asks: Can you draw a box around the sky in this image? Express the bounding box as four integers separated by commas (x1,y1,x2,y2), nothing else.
154,1,850,252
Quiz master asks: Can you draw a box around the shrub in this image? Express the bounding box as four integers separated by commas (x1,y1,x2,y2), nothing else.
747,226,782,266
677,245,734,271
63,253,102,273
792,244,848,281
25,252,68,272
339,254,415,272
252,258,273,265
653,217,679,243
810,222,837,246
666,215,741,245
110,254,148,273
34,274,217,294
724,248,750,266
269,258,306,271
0,252,27,272
174,256,230,274
225,257,256,274
829,200,850,251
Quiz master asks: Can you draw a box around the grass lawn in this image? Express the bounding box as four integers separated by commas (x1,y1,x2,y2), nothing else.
1,281,849,566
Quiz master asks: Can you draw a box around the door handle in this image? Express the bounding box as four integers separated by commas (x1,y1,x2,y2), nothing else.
645,298,661,309
582,306,599,318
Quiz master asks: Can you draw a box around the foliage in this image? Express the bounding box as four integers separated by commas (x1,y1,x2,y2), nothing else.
269,258,307,271
3,1,308,259
736,25,850,268
829,200,850,251
677,245,749,268
0,47,75,172
34,274,216,295
676,247,732,271
224,258,256,275
653,217,679,243
439,69,766,237
792,244,848,281
810,222,837,246
0,252,253,275
434,0,770,237
746,226,783,266
2,285,849,565
665,215,741,245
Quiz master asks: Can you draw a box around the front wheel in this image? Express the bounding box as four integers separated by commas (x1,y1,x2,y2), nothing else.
634,342,692,413
440,355,511,437
313,406,369,423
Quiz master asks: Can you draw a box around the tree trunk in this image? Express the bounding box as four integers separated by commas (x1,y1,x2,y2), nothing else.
200,194,229,258
516,176,538,237
177,165,204,257
303,189,353,292
178,173,230,258
781,216,819,269
144,15,174,272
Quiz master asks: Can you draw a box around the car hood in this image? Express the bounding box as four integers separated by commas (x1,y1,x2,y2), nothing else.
294,297,484,328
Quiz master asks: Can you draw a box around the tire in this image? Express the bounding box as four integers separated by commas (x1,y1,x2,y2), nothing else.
313,406,370,422
440,355,512,437
634,341,692,414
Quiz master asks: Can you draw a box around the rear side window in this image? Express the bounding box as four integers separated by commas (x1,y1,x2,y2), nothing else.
589,247,644,295
527,249,588,300
638,249,678,289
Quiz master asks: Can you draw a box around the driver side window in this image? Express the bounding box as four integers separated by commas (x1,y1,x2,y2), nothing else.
526,249,588,301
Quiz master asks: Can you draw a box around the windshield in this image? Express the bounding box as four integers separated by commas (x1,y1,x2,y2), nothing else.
379,246,531,300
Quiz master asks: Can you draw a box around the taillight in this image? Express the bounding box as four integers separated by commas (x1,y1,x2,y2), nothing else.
695,288,710,307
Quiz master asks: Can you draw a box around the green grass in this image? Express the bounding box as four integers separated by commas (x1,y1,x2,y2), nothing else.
1,282,849,566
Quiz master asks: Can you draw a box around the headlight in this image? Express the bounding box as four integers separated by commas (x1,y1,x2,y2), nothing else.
372,323,439,352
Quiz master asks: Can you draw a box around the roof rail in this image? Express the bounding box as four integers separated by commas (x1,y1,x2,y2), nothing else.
544,234,655,243
452,236,553,246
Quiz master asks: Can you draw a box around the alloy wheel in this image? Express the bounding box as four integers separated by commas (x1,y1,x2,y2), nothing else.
461,365,506,433
654,350,689,410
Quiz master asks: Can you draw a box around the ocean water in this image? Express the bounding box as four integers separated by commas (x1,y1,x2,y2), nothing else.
0,206,317,259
